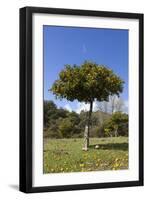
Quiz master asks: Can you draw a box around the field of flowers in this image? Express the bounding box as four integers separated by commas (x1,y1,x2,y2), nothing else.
43,137,128,173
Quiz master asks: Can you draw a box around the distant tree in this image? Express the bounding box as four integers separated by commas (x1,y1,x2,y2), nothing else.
67,111,80,126
96,95,125,137
50,61,124,148
55,108,68,119
58,118,73,138
108,95,124,113
44,100,57,127
103,112,128,137
58,112,81,138
97,95,125,114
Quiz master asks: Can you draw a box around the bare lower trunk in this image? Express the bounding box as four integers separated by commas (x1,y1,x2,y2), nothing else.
86,101,93,148
114,126,118,137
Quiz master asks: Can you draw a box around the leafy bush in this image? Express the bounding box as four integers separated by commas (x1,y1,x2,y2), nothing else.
103,112,128,137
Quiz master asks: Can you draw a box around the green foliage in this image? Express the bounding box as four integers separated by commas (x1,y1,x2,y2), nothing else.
44,100,57,127
58,118,73,138
58,112,82,138
44,100,128,138
50,61,124,103
103,112,128,137
44,101,82,138
44,101,68,138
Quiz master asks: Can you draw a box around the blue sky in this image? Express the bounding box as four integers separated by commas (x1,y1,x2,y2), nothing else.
43,25,128,113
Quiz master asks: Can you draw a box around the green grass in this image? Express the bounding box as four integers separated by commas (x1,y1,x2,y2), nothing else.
43,137,128,173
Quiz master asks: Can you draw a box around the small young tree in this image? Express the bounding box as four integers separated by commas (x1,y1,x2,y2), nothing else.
103,112,128,137
50,61,124,148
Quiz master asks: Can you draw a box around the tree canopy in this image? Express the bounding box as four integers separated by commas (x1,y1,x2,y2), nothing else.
50,61,124,103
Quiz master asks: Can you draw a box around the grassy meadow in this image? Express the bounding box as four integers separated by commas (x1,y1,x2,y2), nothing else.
43,137,128,173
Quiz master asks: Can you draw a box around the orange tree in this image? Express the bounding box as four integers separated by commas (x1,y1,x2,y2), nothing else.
50,61,124,148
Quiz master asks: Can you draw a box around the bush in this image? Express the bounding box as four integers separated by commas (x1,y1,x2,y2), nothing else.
103,112,128,137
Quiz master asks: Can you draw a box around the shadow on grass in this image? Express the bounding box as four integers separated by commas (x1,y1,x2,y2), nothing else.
89,143,128,151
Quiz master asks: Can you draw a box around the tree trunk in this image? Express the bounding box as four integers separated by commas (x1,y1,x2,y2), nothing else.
114,126,118,137
86,101,93,148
